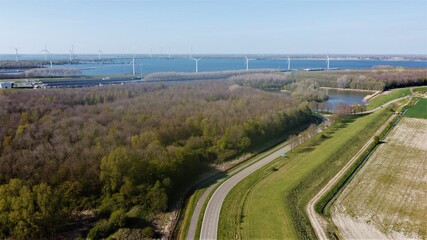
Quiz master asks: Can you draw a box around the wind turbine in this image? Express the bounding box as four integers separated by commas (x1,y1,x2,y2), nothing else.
140,62,143,80
192,58,200,73
98,50,104,62
150,48,153,58
13,48,19,62
41,44,49,61
245,56,254,70
129,49,136,76
287,56,291,70
71,44,75,60
131,57,136,75
190,46,193,59
69,45,74,62
40,45,53,68
326,55,330,70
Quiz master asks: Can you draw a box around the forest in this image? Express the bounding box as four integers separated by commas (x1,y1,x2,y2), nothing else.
145,68,427,92
143,69,273,82
0,81,313,239
292,67,427,90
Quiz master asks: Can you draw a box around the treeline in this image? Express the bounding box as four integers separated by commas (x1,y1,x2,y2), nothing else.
294,68,427,90
229,72,292,89
0,60,80,69
24,68,81,77
0,60,45,69
144,69,274,82
0,81,313,238
0,68,81,79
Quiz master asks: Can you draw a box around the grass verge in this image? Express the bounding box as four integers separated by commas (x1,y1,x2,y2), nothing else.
218,109,392,239
413,86,427,94
366,88,411,110
315,114,399,217
176,187,207,240
405,98,427,119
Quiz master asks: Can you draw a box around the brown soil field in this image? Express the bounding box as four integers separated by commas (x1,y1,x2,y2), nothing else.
331,117,427,239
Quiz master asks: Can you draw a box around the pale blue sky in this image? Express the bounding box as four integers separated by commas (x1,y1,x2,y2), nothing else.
0,0,426,54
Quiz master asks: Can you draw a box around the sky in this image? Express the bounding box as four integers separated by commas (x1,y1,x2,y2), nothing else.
0,0,426,55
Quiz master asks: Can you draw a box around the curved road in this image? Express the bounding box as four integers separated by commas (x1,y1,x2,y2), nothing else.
200,144,292,239
198,126,324,240
186,139,292,240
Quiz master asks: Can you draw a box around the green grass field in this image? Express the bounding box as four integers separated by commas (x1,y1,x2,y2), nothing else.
413,86,427,94
218,109,392,239
405,98,427,119
366,88,411,110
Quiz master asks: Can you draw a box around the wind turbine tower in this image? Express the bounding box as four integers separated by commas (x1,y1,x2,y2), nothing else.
13,48,19,62
98,50,104,62
70,44,75,61
245,56,254,70
140,63,143,80
69,47,74,62
287,56,291,70
326,55,330,70
192,58,200,73
41,44,49,61
131,56,136,75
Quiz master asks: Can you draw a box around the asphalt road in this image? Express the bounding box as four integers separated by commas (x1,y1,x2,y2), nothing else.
186,138,294,240
200,144,292,239
198,126,324,240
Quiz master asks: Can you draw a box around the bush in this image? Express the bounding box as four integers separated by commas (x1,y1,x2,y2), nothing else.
97,198,117,218
141,227,155,238
87,219,111,240
109,209,128,228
